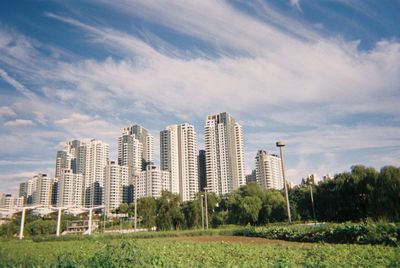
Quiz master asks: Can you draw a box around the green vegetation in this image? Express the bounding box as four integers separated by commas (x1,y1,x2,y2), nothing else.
113,165,400,232
234,222,400,246
1,236,399,267
0,213,81,239
30,227,235,242
302,165,400,222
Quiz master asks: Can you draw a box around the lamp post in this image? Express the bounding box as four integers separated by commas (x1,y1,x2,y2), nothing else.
200,194,204,230
204,188,209,230
133,169,138,232
276,141,292,224
308,178,317,224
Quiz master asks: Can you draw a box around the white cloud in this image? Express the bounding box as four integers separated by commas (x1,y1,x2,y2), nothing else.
289,0,302,12
0,106,16,117
33,111,48,125
0,68,36,100
4,119,34,127
55,113,109,128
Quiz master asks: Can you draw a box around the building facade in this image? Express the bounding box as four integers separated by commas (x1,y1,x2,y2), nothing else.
160,123,198,201
57,169,83,207
104,161,129,215
138,165,170,198
81,139,109,207
255,150,283,190
119,125,153,171
204,112,246,195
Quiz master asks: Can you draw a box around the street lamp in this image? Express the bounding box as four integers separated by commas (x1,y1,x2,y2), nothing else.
276,141,292,224
200,194,205,230
133,169,139,232
204,188,209,230
307,177,317,224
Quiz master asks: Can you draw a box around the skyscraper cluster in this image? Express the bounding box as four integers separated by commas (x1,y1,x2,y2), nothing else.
6,112,287,213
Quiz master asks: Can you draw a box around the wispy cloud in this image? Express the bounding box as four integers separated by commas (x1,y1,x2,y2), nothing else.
4,119,34,127
0,106,16,117
0,68,37,100
289,0,302,12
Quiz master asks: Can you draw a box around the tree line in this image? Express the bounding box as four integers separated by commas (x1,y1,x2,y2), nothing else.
117,165,400,230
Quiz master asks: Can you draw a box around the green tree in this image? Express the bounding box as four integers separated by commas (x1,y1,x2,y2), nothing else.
182,201,200,229
116,203,129,214
378,166,400,221
239,196,262,225
156,191,184,230
137,197,157,229
258,190,286,224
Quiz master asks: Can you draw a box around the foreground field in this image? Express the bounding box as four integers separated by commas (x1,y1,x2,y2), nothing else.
1,235,399,267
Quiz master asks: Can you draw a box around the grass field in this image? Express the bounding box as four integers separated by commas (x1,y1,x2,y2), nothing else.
1,234,399,267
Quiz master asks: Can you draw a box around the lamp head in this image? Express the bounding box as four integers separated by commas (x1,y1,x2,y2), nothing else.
276,141,285,147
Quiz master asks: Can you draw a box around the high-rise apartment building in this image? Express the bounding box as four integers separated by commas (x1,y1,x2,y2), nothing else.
204,112,245,195
255,150,283,190
118,125,153,203
119,125,153,171
24,173,54,206
104,161,129,215
137,165,170,198
81,139,109,207
18,182,28,204
57,169,83,207
118,130,142,172
160,123,198,201
55,140,81,178
55,150,69,179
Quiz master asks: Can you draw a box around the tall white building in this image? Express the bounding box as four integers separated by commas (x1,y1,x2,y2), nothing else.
204,112,246,195
119,125,153,171
81,139,109,207
23,173,54,206
104,161,129,216
255,150,283,190
55,140,81,178
160,123,198,201
138,165,170,198
57,169,84,207
118,125,153,204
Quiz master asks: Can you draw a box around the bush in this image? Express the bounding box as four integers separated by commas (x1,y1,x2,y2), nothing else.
233,222,399,246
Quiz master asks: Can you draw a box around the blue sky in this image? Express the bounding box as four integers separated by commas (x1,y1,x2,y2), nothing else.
0,0,399,194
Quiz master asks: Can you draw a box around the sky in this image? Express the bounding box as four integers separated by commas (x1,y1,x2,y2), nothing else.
0,0,399,195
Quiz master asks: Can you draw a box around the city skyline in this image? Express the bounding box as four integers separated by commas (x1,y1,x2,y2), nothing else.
1,1,400,194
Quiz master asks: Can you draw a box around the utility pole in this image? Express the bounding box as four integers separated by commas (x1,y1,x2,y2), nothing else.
134,170,138,232
276,141,292,224
200,194,204,230
204,189,209,230
88,207,93,235
308,178,317,224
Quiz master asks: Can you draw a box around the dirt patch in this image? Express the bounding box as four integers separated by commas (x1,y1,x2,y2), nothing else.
164,235,314,246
